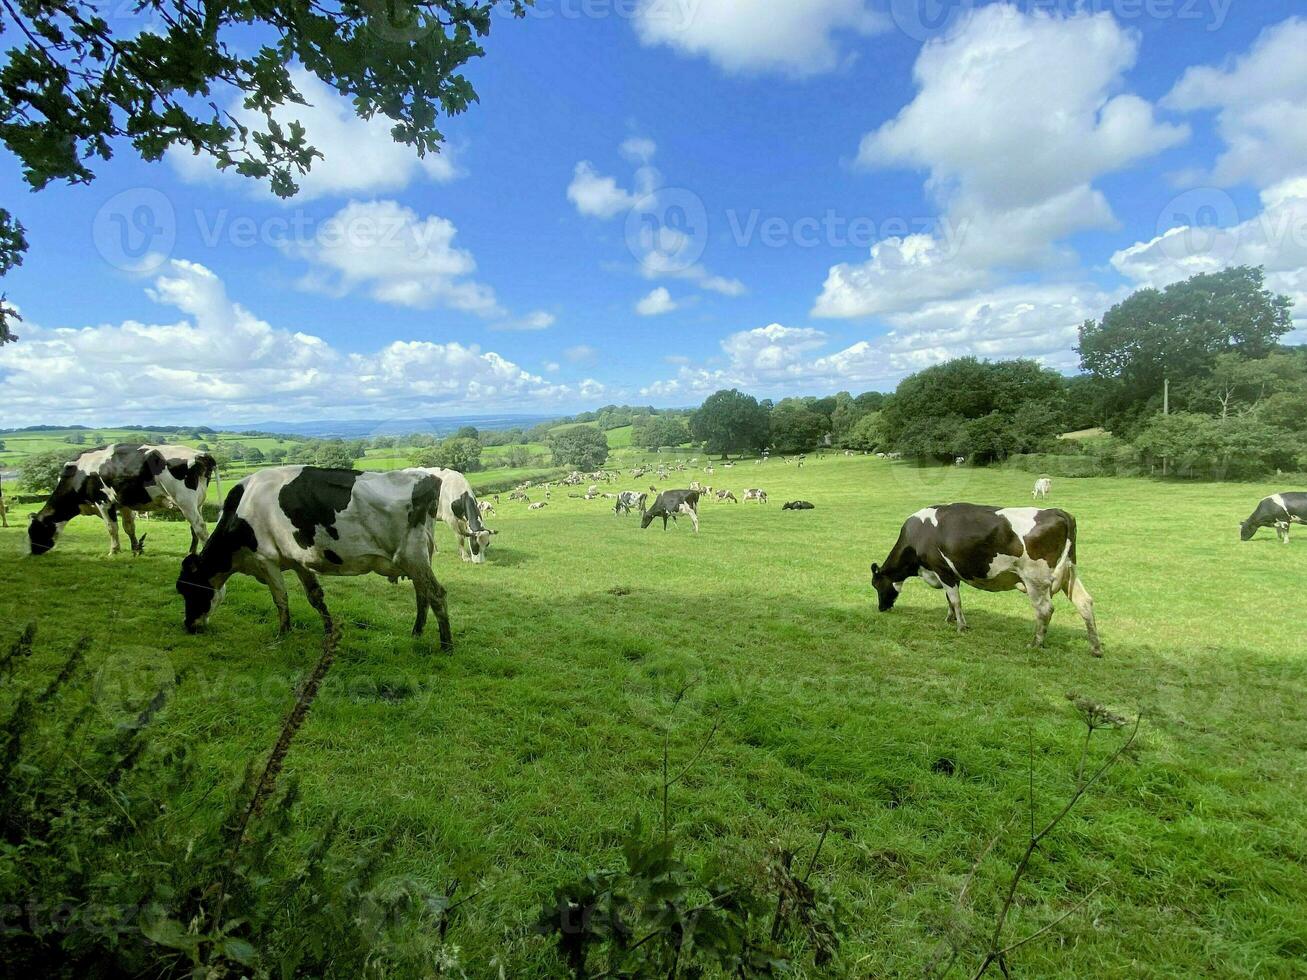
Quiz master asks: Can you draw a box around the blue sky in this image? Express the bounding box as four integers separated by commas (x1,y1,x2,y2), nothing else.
2,0,1306,425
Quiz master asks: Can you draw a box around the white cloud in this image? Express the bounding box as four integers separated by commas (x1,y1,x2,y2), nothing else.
565,344,598,364
0,260,600,424
544,361,561,373
1111,178,1307,335
287,200,508,317
169,71,460,200
646,282,1115,398
636,286,678,316
632,0,889,77
567,161,641,219
620,136,658,165
817,6,1185,317
1164,18,1307,189
495,310,557,331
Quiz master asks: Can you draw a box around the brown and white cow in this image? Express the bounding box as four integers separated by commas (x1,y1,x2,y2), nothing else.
29,444,217,556
870,504,1101,656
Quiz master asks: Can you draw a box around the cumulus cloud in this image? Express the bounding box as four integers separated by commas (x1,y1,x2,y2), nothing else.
169,71,460,200
0,260,601,424
632,0,888,77
646,283,1115,398
816,6,1185,318
1164,17,1307,189
569,141,745,298
636,286,678,316
287,200,544,323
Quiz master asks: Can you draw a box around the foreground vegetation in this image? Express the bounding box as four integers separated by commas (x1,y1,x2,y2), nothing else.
3,455,1304,975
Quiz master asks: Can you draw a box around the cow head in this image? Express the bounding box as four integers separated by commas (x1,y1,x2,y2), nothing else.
1239,519,1257,541
28,514,61,555
177,554,224,632
870,562,902,612
466,528,497,563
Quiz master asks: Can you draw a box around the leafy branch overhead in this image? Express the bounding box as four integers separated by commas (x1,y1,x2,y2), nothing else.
0,0,529,339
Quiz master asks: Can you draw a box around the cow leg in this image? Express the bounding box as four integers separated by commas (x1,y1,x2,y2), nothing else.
1276,521,1290,544
1025,578,1055,649
1064,574,1102,657
99,505,122,555
252,560,291,634
682,504,700,533
943,585,967,632
121,508,145,555
405,561,452,651
293,568,333,636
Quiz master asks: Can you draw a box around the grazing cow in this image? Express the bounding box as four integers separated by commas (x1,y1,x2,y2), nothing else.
641,489,700,533
176,466,451,648
1032,477,1052,499
743,488,768,504
529,501,548,510
715,489,738,503
29,444,217,556
870,504,1101,657
411,467,497,563
480,501,497,519
1240,492,1307,544
614,491,648,516
782,500,815,510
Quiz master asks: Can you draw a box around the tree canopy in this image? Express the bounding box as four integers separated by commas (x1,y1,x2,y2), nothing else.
549,426,608,471
689,389,770,458
0,0,528,342
1077,266,1293,432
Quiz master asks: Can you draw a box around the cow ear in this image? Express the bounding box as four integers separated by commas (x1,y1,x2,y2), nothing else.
870,562,880,573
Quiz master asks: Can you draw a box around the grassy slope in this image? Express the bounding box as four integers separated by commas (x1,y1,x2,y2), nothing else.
1,456,1304,975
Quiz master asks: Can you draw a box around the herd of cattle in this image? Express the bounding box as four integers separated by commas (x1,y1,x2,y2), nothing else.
16,442,1307,657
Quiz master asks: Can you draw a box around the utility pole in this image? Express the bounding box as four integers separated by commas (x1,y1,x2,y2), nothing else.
1162,376,1170,477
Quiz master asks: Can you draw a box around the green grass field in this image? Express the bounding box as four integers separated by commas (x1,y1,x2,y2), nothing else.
1,456,1304,975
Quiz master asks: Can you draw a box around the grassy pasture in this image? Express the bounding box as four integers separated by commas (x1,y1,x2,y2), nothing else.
1,456,1304,975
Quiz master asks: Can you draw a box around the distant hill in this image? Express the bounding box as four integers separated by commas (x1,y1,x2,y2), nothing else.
219,415,562,439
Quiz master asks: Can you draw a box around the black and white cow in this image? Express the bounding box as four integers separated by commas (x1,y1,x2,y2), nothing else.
1240,492,1307,544
614,491,648,516
29,444,217,556
176,466,452,648
870,504,1101,657
782,500,815,510
641,489,700,533
411,467,496,563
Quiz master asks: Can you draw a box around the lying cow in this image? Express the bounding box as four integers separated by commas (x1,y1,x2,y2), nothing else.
870,503,1101,657
529,501,548,510
1240,492,1307,544
614,491,648,516
641,489,700,533
782,500,815,510
410,467,496,563
1032,477,1052,499
30,444,217,556
176,466,452,648
743,488,768,504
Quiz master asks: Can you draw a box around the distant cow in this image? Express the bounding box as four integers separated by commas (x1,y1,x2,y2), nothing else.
1032,477,1052,499
479,501,496,519
870,504,1101,657
743,488,768,504
782,500,814,510
1240,492,1307,544
529,501,548,510
641,489,700,533
29,444,217,556
410,467,497,563
715,490,738,503
614,491,647,516
176,466,451,648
